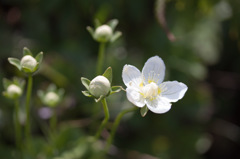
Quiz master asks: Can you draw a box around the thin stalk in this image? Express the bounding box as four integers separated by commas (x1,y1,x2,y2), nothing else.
95,98,109,140
14,99,21,149
25,75,32,143
96,42,106,75
50,108,57,133
105,107,137,152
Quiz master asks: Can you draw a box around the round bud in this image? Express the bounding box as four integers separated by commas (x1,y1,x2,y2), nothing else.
89,76,111,98
95,25,113,42
7,84,22,99
44,92,60,107
20,55,37,72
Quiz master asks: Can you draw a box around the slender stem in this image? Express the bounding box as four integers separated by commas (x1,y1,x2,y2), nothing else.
25,75,32,143
105,107,137,152
14,99,21,149
50,108,57,133
95,98,109,140
96,42,106,75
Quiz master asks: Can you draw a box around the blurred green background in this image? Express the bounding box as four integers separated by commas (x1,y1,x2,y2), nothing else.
0,0,240,158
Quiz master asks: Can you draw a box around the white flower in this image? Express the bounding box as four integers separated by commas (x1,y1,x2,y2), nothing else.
89,76,111,98
122,56,188,114
95,25,113,42
20,55,37,71
7,84,22,98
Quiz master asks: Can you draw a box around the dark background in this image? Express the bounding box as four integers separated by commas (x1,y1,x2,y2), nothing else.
0,0,240,158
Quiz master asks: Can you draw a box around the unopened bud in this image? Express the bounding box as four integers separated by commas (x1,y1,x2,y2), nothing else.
44,91,60,107
7,84,22,98
95,25,113,42
20,55,37,71
89,76,110,98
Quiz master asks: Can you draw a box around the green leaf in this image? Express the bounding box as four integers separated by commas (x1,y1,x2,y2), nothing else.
13,77,25,89
140,105,148,117
8,58,21,70
35,52,43,64
107,19,119,31
81,77,91,90
3,78,12,90
110,31,122,43
37,90,45,101
102,67,112,83
86,26,95,38
82,91,93,97
110,86,123,95
23,47,32,56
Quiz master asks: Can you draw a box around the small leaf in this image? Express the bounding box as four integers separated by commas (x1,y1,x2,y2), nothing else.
37,90,45,101
47,84,57,92
110,31,122,43
21,66,33,74
140,105,148,117
3,78,12,90
86,26,95,38
94,95,104,103
58,88,65,98
35,52,43,64
102,67,112,83
23,47,32,56
8,58,21,70
94,19,101,28
13,77,25,89
107,19,119,31
82,91,93,97
81,77,91,90
110,86,123,95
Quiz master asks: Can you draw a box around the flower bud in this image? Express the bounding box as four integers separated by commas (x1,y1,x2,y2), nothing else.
44,91,60,107
95,25,113,42
20,55,37,72
7,84,22,99
89,76,111,98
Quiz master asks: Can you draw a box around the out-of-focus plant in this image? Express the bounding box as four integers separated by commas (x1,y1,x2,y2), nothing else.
2,77,25,150
38,84,64,132
87,19,122,75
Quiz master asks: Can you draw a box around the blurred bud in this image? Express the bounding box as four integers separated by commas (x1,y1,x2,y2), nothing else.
44,92,60,107
89,76,111,98
95,25,113,42
7,84,22,99
20,55,37,72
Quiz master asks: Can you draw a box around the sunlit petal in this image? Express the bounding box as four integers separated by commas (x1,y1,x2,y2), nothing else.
122,64,142,88
160,81,188,102
146,96,172,114
126,87,145,107
142,56,165,85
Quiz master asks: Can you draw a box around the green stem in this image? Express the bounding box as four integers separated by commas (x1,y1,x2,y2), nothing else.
105,107,137,152
14,99,21,149
95,98,109,140
96,42,106,75
50,108,57,133
25,75,32,143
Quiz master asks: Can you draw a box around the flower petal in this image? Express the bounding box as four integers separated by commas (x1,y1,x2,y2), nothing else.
160,81,188,102
126,87,145,107
122,64,142,88
142,56,165,85
146,96,172,114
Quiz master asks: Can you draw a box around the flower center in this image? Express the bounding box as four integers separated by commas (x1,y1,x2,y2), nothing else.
142,82,160,100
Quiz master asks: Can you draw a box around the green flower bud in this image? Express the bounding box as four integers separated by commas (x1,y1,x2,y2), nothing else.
7,84,22,99
44,91,60,107
20,55,37,72
89,76,111,98
95,25,113,42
